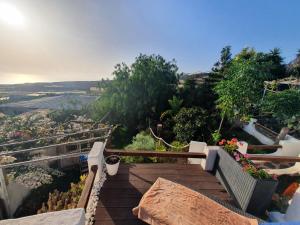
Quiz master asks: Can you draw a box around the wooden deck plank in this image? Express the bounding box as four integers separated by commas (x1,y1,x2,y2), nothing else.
101,180,224,190
95,163,233,225
107,173,218,181
98,189,231,202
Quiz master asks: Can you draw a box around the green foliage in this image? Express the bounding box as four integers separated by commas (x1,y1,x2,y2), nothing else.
173,107,209,142
215,56,271,121
212,45,232,74
160,96,183,139
180,79,204,107
123,132,170,163
167,96,183,114
125,132,155,151
211,130,221,144
261,89,300,129
267,48,286,79
123,132,155,163
109,126,132,149
91,54,179,132
170,140,187,152
151,141,167,162
37,174,87,213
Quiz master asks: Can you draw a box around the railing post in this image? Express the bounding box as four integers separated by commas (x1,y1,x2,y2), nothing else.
88,142,105,179
188,141,207,165
0,168,11,218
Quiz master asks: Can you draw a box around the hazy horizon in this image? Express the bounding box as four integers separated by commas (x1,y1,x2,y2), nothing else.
0,79,100,85
0,0,300,84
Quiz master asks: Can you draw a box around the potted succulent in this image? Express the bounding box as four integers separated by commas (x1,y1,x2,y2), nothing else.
105,155,121,176
215,138,278,216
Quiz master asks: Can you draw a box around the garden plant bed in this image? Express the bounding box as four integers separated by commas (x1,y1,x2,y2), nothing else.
13,167,81,218
214,148,278,216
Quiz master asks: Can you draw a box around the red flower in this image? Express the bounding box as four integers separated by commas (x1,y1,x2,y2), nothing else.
243,154,249,159
218,139,226,145
231,138,238,143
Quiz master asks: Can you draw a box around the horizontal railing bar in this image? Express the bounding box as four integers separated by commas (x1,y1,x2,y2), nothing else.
105,149,206,158
0,136,108,156
247,145,282,150
0,127,110,148
249,155,300,162
0,151,89,169
77,165,98,209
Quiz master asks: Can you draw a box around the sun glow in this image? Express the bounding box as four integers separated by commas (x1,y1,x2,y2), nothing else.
1,73,42,84
0,2,25,28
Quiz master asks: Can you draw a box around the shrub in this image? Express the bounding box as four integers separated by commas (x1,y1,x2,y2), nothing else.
125,132,155,150
170,140,187,152
37,174,87,213
173,107,209,142
123,132,155,163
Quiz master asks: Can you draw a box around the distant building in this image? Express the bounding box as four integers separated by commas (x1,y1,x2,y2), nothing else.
0,97,10,101
89,87,102,94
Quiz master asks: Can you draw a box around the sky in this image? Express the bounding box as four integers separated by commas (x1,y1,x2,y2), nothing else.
0,0,299,84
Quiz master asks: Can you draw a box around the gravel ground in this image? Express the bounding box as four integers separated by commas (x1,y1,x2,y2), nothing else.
85,167,107,225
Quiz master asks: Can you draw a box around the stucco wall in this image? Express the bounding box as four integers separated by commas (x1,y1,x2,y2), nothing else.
6,182,31,215
0,208,85,225
242,119,275,145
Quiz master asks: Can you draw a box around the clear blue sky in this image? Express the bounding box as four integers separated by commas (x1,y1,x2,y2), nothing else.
0,0,299,83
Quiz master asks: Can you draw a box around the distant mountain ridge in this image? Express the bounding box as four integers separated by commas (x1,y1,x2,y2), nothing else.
0,81,100,93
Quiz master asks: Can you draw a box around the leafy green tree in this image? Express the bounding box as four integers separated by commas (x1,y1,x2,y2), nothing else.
200,46,233,112
234,47,286,80
212,45,232,74
91,54,179,133
266,48,286,79
261,88,300,130
173,107,210,142
215,57,271,131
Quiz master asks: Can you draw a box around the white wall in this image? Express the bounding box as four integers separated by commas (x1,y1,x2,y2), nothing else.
242,118,300,157
88,142,105,179
0,208,85,225
242,118,275,145
6,182,31,215
188,141,220,171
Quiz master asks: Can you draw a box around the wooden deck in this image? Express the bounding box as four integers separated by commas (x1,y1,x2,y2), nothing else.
94,163,233,225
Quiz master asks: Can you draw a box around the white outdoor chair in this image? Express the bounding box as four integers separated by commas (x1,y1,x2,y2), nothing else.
269,187,300,222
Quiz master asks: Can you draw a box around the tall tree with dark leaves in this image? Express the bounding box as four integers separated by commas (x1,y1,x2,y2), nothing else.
91,54,179,134
288,49,300,78
266,48,286,79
